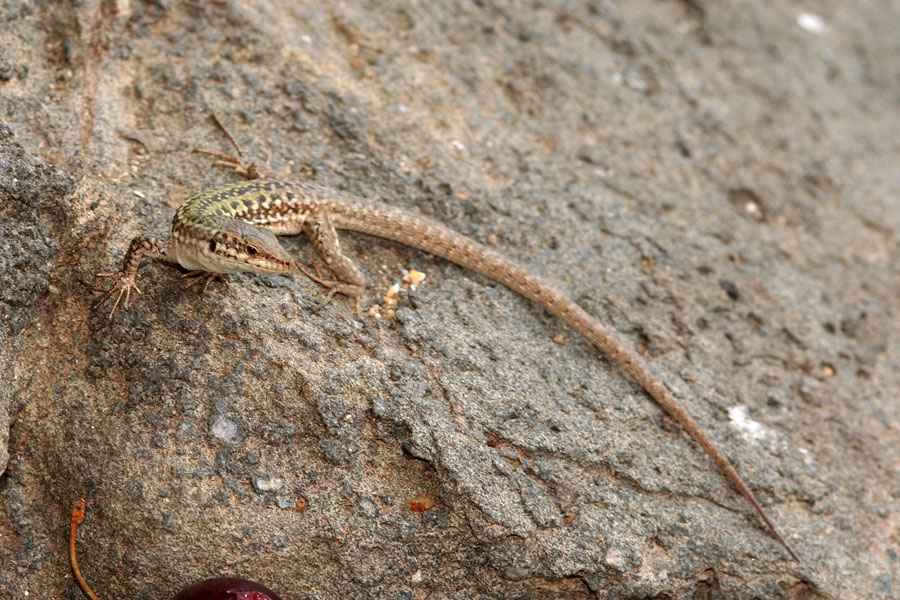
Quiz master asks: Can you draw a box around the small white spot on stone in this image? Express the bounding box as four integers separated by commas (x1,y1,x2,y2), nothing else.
210,415,237,441
253,474,285,493
728,405,768,442
797,13,827,34
797,447,815,466
604,547,628,572
410,569,424,585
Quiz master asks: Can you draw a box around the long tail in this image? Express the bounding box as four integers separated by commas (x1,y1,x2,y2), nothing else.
334,197,798,560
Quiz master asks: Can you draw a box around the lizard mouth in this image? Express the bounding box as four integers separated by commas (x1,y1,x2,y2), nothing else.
245,255,294,273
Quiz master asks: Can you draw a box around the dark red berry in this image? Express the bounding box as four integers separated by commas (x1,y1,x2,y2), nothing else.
172,577,283,600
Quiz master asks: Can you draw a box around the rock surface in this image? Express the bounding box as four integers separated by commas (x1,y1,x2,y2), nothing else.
1,2,898,599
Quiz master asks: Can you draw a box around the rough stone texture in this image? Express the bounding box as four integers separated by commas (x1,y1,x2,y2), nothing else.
1,1,898,599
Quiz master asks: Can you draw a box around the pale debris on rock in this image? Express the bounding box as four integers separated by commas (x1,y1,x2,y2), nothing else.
367,267,427,320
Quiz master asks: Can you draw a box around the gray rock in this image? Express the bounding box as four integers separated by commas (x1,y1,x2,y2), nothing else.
1,2,898,599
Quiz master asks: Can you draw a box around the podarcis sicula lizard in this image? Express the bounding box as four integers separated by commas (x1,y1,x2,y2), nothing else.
95,133,799,562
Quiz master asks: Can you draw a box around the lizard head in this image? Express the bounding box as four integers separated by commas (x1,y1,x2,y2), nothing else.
204,218,294,274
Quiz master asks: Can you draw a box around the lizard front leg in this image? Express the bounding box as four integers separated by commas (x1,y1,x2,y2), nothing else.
181,271,229,294
94,237,171,320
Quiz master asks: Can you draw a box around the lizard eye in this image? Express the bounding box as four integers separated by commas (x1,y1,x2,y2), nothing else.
247,246,258,256
208,240,217,253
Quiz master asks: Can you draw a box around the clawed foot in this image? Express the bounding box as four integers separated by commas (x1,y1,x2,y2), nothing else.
94,271,142,321
181,270,228,294
298,264,363,318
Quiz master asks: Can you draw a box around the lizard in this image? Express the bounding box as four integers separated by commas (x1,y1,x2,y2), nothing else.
94,122,799,561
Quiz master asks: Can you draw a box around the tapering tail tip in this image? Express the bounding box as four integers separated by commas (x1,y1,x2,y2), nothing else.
779,534,801,562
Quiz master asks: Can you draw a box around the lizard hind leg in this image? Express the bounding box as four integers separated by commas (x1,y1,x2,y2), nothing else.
296,264,363,317
194,113,273,180
300,214,366,316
